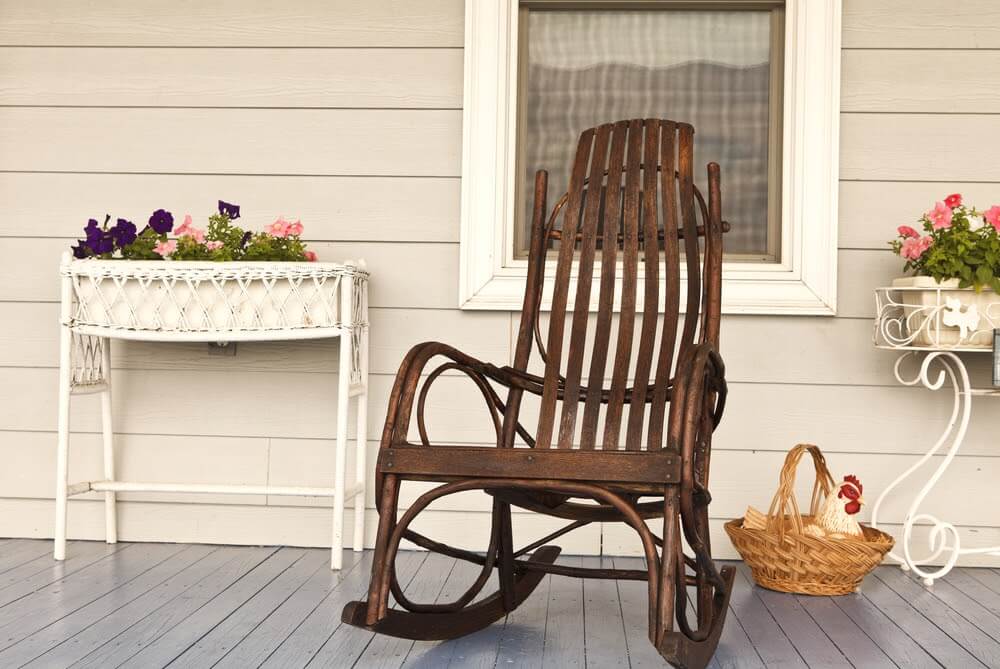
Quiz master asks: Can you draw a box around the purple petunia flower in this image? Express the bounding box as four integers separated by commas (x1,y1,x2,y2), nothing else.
71,242,89,259
84,218,102,244
111,218,137,247
218,200,240,220
90,231,115,255
240,230,252,248
148,209,174,234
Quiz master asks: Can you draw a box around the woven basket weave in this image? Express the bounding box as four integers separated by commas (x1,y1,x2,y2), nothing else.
725,444,894,596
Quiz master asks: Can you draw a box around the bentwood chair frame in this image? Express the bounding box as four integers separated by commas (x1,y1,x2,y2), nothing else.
342,118,733,668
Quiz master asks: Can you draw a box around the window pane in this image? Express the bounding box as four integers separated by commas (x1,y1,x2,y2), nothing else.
518,8,780,260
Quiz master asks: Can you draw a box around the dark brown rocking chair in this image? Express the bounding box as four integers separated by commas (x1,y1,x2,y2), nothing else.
342,118,733,668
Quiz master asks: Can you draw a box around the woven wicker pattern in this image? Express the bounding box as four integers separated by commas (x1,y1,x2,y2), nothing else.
62,260,368,337
725,444,894,596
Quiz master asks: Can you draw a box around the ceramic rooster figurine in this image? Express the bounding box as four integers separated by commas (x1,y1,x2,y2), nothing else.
742,474,866,540
802,475,865,539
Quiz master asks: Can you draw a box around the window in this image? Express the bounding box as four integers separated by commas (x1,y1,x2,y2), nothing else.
460,0,840,314
515,3,784,263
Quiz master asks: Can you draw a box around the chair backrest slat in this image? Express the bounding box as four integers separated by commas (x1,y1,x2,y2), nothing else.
646,121,680,451
579,121,628,450
535,128,595,450
601,118,643,450
624,119,663,450
517,118,723,453
557,123,612,449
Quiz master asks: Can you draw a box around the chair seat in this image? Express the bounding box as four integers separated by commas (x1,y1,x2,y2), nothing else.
380,443,680,487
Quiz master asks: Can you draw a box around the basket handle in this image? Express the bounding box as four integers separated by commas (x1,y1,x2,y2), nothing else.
764,444,836,537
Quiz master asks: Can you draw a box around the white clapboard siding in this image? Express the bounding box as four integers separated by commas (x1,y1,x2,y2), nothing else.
0,173,459,241
842,0,1000,48
842,50,1000,113
840,182,1000,251
0,0,465,47
0,108,462,176
2,0,1000,563
842,114,1000,182
0,47,463,108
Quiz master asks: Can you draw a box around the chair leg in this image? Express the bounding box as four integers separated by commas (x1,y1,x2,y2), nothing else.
495,500,516,612
652,491,679,647
365,473,400,625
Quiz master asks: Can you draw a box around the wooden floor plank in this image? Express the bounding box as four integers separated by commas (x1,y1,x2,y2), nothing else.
303,549,427,668
541,555,585,668
0,540,123,608
0,544,213,666
612,556,663,669
68,545,279,669
966,568,1000,596
829,585,941,668
875,566,1000,666
794,594,895,668
354,552,456,668
114,546,306,668
939,568,1000,641
399,557,496,669
213,550,364,668
0,542,183,648
21,545,242,669
169,548,332,667
734,564,851,668
859,566,986,668
582,556,630,669
496,557,551,669
728,566,806,669
0,539,58,574
256,551,376,669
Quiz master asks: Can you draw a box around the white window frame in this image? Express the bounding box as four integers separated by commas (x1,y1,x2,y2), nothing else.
459,0,840,315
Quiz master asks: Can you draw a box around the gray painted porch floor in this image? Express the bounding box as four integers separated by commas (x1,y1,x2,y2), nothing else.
0,540,998,668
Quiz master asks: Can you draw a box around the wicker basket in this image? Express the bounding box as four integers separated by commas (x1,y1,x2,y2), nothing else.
725,444,894,596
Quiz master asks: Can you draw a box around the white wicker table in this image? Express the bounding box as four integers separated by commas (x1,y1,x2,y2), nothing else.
55,253,370,569
872,285,1000,585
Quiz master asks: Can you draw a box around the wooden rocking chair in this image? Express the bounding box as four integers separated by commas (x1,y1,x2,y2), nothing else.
342,118,733,668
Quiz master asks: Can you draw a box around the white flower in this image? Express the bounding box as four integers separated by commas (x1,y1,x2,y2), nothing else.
969,215,986,231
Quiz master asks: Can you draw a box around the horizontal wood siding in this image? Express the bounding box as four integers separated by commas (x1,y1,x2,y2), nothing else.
1,0,998,563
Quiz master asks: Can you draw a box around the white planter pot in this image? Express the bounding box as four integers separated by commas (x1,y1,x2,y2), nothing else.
63,258,365,341
892,276,1000,348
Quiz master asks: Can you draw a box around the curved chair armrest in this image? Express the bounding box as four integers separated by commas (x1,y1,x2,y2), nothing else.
381,342,534,449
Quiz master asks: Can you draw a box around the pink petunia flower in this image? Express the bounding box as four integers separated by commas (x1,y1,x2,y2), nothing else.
174,214,206,242
287,220,304,236
153,239,177,257
897,225,919,239
900,235,933,261
206,240,224,251
304,250,318,262
266,217,291,238
927,201,953,229
985,205,1000,231
945,193,963,208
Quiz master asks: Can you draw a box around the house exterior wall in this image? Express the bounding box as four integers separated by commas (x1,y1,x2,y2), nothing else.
1,0,999,563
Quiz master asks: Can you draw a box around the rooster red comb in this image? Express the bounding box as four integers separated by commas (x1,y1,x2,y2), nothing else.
842,475,862,494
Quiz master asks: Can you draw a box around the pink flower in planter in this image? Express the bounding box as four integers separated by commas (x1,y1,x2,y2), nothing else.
897,225,919,239
945,193,963,208
985,206,1000,231
927,201,953,229
900,235,933,261
287,220,304,236
153,239,177,257
174,214,205,242
206,240,224,251
304,250,318,262
266,217,291,238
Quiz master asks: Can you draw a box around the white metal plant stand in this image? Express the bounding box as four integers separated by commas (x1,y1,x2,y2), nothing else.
873,285,1000,585
55,253,370,569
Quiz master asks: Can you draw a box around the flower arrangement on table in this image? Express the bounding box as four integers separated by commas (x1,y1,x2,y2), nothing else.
70,200,318,262
890,193,1000,292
